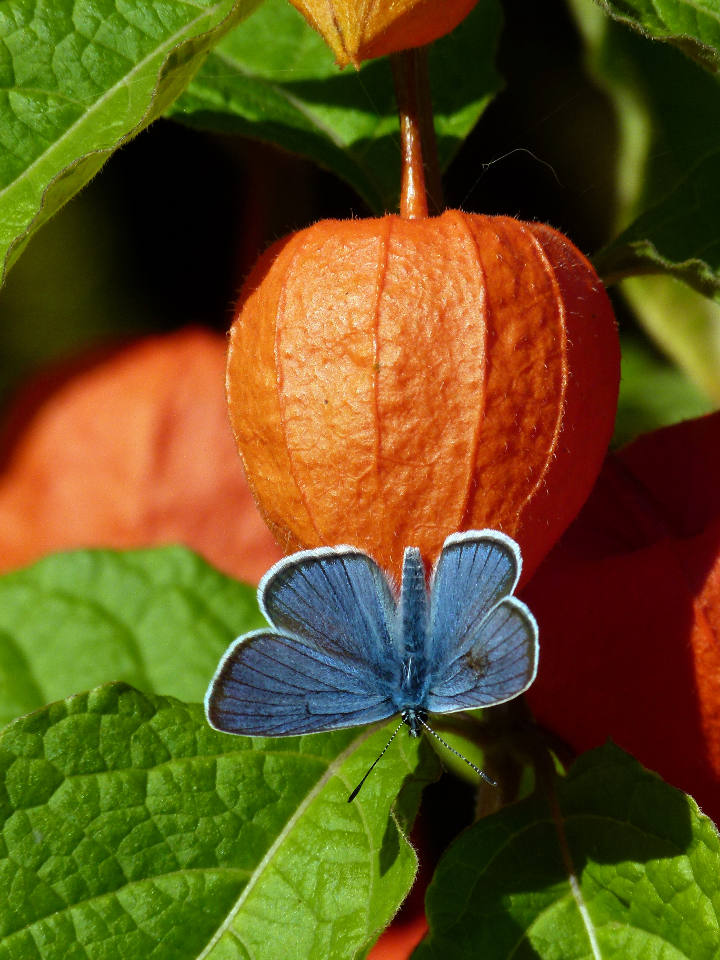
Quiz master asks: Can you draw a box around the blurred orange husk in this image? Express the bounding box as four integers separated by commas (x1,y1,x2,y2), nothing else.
369,913,427,959
525,411,720,823
0,328,282,583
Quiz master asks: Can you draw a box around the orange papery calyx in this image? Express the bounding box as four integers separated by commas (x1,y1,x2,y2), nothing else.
226,210,620,585
288,0,480,68
0,329,282,583
524,411,720,823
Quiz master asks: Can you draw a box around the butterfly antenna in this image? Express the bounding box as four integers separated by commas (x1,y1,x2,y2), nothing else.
418,717,497,786
348,719,405,802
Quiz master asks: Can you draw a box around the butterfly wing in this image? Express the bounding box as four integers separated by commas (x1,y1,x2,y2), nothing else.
261,546,398,672
206,547,400,736
428,530,521,663
425,596,538,712
425,530,538,713
206,630,396,736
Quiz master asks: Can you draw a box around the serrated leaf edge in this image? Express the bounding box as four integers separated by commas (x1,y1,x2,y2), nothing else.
596,236,720,299
593,0,720,72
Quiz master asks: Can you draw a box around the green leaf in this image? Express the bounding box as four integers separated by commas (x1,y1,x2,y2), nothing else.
169,0,503,212
571,1,720,299
0,683,433,959
595,0,720,72
613,334,714,447
621,274,720,403
0,0,263,286
596,150,720,299
0,546,264,729
415,742,720,959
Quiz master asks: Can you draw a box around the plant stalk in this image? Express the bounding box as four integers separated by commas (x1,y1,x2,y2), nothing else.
391,48,442,218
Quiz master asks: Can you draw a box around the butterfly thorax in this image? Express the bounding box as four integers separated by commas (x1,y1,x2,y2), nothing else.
393,548,432,711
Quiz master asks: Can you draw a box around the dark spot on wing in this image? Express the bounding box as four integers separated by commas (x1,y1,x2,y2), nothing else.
466,649,489,675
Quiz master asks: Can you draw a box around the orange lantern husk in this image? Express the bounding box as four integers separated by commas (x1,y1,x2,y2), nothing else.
227,210,620,584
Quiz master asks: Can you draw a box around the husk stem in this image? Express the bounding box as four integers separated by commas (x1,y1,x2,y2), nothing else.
391,48,442,218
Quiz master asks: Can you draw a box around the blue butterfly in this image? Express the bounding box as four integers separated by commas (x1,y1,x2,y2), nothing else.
205,529,538,797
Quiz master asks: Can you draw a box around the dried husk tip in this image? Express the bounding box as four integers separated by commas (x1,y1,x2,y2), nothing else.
288,0,480,67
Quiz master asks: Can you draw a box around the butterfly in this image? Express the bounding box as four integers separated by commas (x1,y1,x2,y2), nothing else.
205,529,539,798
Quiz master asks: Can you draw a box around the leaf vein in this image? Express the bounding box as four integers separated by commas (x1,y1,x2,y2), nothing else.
0,0,232,204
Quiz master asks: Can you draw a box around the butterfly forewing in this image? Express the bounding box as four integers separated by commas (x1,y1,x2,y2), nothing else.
206,630,396,736
429,530,521,666
261,548,398,671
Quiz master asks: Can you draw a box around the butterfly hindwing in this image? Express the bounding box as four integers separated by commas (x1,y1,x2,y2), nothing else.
206,630,396,736
425,596,538,712
425,531,538,713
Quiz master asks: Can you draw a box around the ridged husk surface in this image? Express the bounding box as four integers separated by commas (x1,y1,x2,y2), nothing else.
227,211,620,584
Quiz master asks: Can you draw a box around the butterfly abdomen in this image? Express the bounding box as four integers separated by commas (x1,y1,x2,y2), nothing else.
398,547,428,654
393,547,432,711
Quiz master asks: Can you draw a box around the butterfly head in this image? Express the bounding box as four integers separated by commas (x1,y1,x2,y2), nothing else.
400,706,427,738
